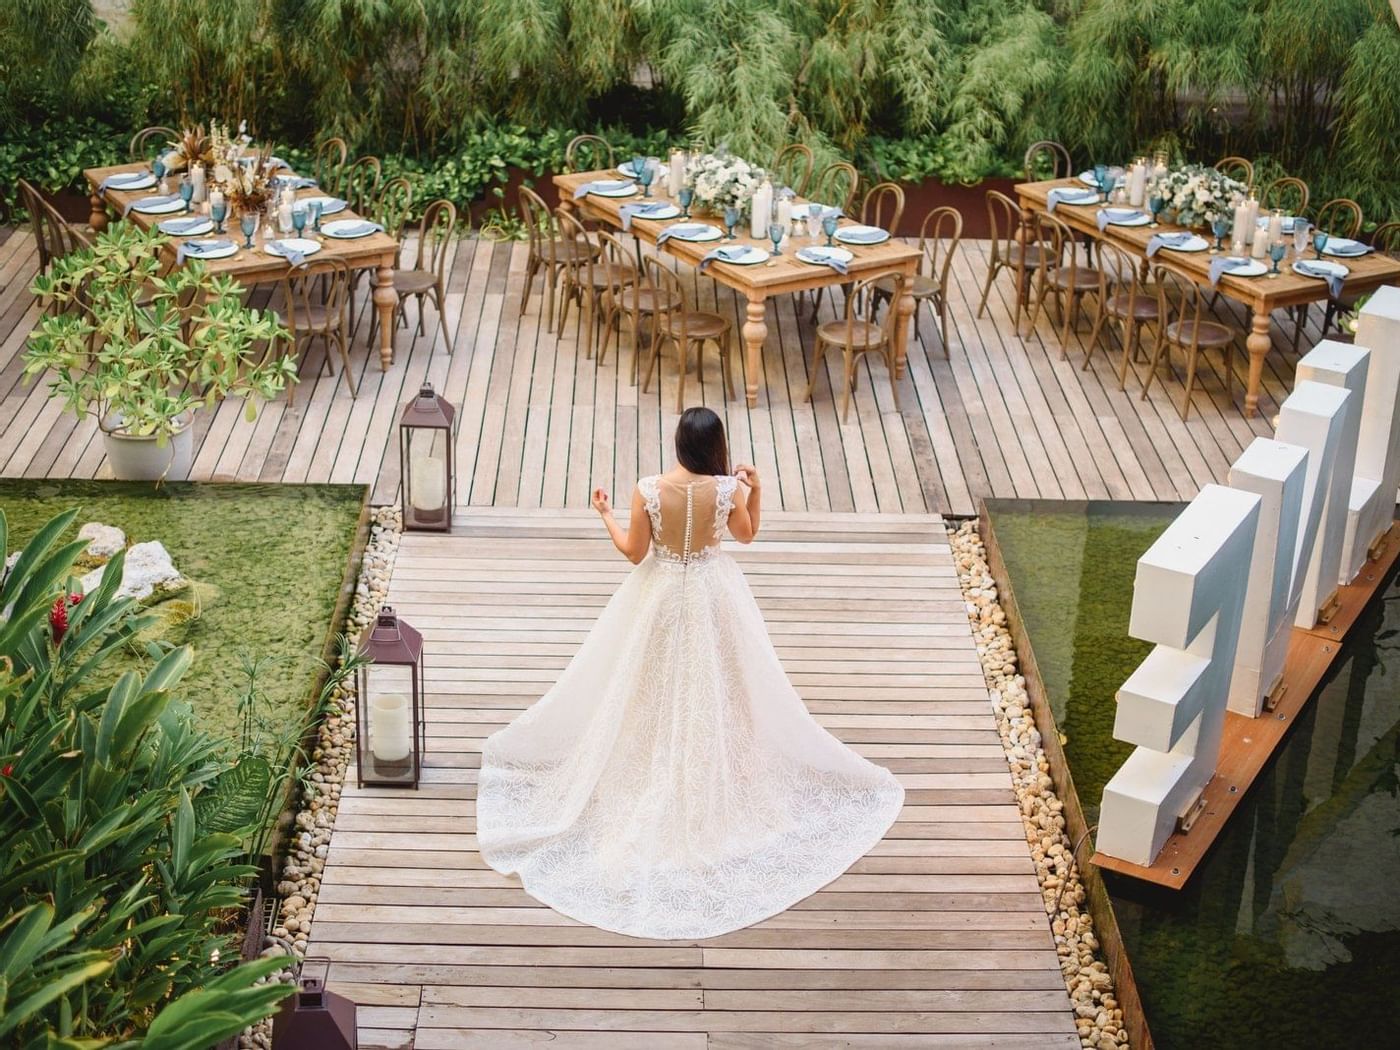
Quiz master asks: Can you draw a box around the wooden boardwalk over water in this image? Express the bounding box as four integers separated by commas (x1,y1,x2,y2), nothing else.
309,510,1079,1049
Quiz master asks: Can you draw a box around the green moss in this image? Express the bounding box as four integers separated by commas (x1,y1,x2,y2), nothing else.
1,480,364,751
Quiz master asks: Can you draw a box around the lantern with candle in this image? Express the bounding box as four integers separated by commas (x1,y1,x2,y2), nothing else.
355,607,425,788
399,383,456,531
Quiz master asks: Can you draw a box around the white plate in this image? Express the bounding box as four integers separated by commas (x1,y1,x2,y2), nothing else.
1100,208,1150,227
708,245,769,266
132,197,186,215
1158,234,1210,253
1321,237,1369,258
158,216,214,236
264,238,323,259
797,246,854,266
590,180,638,198
1078,171,1106,188
664,223,723,242
321,219,383,239
1293,259,1350,279
618,161,659,179
182,240,238,260
107,172,156,191
835,224,890,245
300,196,347,216
1256,215,1304,234
1055,189,1099,205
1220,258,1269,278
626,202,681,221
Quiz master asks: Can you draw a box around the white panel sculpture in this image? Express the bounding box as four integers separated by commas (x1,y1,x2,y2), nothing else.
1097,485,1260,866
1343,286,1400,579
1226,439,1309,717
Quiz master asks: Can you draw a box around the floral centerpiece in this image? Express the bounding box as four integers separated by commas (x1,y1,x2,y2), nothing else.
684,148,765,213
220,146,281,215
164,123,217,174
1155,164,1246,228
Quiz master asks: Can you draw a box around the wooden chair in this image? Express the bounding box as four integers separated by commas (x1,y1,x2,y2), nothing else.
565,134,615,174
1214,156,1254,188
872,206,962,357
371,176,415,247
976,190,1047,327
811,162,860,214
19,179,67,276
370,200,458,354
314,137,349,193
555,210,634,362
809,180,907,320
772,143,815,195
278,258,355,403
1024,140,1072,182
1083,240,1160,389
1261,176,1309,216
593,231,677,371
340,155,382,215
805,270,906,422
1142,266,1240,419
639,256,735,410
128,126,176,162
518,185,602,332
1312,198,1363,239
1025,212,1101,350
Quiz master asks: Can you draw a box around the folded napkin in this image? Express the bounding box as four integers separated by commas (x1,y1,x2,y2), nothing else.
1295,261,1345,299
1209,256,1253,288
269,240,308,268
838,226,887,244
573,180,633,200
1047,187,1096,213
123,194,181,218
799,248,849,276
176,240,233,266
160,216,210,235
1323,238,1370,257
698,245,751,272
274,176,317,190
656,223,710,245
1097,208,1144,232
99,170,151,193
619,201,672,232
1146,232,1192,258
332,221,384,237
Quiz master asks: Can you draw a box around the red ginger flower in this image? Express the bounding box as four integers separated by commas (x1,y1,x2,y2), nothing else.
1,764,11,777
49,592,82,644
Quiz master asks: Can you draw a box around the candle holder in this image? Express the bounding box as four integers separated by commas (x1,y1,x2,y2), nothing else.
399,383,457,532
355,607,425,789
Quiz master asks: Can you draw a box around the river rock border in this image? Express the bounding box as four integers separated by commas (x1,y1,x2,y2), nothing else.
949,521,1127,1050
238,504,402,1050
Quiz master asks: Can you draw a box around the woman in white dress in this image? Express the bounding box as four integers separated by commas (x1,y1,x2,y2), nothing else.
477,407,904,939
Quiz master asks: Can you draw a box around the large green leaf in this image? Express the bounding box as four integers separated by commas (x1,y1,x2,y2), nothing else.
192,756,272,838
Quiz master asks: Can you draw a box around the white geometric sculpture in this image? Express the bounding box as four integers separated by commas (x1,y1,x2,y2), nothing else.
1226,439,1309,717
1343,287,1400,580
1097,485,1260,866
1288,347,1367,626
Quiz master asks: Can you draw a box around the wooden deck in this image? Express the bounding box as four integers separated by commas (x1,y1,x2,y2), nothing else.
307,509,1079,1049
0,222,1325,514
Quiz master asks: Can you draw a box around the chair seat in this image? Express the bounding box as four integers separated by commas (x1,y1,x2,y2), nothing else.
875,274,940,300
1106,291,1160,321
1165,319,1234,348
393,269,437,295
1049,265,1099,291
1007,242,1047,267
551,236,603,264
275,305,341,335
616,285,679,314
660,310,729,341
582,267,636,291
816,319,886,350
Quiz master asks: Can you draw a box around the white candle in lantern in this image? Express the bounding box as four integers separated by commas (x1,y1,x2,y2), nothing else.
1268,209,1284,244
669,150,686,196
191,163,206,204
370,693,412,763
1251,225,1270,259
1231,198,1251,249
1128,161,1146,208
410,449,446,513
749,179,773,239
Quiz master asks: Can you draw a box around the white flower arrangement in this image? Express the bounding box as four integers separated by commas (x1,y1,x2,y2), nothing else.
1154,164,1247,228
684,149,765,212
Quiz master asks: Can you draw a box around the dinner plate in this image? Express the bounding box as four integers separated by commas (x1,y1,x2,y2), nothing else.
1078,170,1105,188
1158,234,1210,252
132,196,186,215
182,240,237,260
1293,259,1350,279
627,202,681,221
835,225,890,245
322,219,383,239
158,216,214,236
708,245,769,265
792,202,841,220
590,180,638,198
1321,238,1370,258
1055,189,1099,205
300,196,347,216
264,238,322,259
107,171,156,191
617,161,660,179
664,223,723,242
797,246,854,266
1220,258,1269,278
1256,215,1303,234
1100,208,1150,227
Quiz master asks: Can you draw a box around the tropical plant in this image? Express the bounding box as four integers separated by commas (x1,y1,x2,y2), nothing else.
0,508,293,1047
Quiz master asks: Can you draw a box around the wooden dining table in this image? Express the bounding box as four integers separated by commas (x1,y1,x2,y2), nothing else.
554,169,923,408
84,162,403,370
1016,177,1400,417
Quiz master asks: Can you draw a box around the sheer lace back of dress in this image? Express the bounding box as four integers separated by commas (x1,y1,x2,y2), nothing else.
639,474,738,565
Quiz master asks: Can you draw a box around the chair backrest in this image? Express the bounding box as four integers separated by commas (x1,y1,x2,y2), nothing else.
315,137,349,194
553,208,591,275
280,257,351,345
1313,198,1363,240
1095,239,1147,310
593,230,634,291
373,176,415,243
916,206,963,290
861,181,905,232
1153,265,1209,342
1024,140,1072,182
19,179,69,273
1371,221,1400,257
129,126,176,162
772,143,815,196
1262,176,1309,215
643,255,692,343
518,184,551,260
1214,155,1254,188
341,155,382,215
984,190,1024,261
841,270,906,347
411,200,457,282
565,134,615,174
812,162,859,215
1032,212,1076,276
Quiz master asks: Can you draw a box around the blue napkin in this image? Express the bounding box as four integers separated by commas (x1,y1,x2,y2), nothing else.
99,170,151,193
330,221,384,238
573,180,634,200
799,247,849,275
159,216,211,235
1047,187,1097,213
656,223,711,245
273,176,317,191
1209,256,1253,288
699,246,752,272
269,240,308,268
837,226,888,244
619,201,672,232
1322,238,1371,258
1295,261,1345,299
1097,208,1144,232
1146,232,1192,258
123,194,181,218
176,240,233,265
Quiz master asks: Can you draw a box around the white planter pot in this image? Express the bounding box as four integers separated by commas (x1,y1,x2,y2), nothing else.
102,414,194,481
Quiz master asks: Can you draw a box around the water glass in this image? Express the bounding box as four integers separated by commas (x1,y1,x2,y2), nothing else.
638,161,655,198
292,204,308,237
630,155,645,179
1292,219,1311,256
1093,164,1109,201
821,212,839,247
239,212,258,250
308,199,324,233
211,200,228,234
1268,241,1287,277
1211,215,1230,253
179,178,194,213
1148,195,1164,227
768,223,784,256
723,206,739,240
1312,230,1328,259
678,186,693,219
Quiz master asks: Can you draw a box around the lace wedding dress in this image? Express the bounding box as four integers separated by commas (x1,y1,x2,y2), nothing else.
477,474,904,939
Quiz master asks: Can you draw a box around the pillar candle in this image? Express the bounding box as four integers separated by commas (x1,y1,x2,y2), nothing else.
410,449,446,512
277,191,294,234
1128,161,1146,208
1231,199,1251,248
190,163,206,204
776,195,792,231
1251,225,1270,259
668,150,686,196
370,693,412,763
1268,209,1284,244
749,179,773,239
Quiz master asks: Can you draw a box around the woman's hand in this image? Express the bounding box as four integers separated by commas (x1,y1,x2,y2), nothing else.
734,464,760,490
592,487,612,515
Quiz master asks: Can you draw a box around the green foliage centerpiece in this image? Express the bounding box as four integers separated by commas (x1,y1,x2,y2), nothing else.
1154,163,1247,228
683,148,765,215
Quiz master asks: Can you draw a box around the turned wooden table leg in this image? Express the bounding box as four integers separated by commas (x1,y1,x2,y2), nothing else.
89,191,108,233
894,268,916,380
742,296,768,408
373,264,396,371
1244,310,1271,418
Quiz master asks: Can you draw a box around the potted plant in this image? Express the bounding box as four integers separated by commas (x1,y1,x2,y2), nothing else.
23,223,296,481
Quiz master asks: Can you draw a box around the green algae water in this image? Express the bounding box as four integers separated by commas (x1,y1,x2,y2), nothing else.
1,480,364,749
988,500,1400,1050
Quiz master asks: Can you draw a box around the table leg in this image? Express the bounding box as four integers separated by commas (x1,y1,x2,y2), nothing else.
374,265,396,371
89,191,108,233
1245,310,1270,418
742,296,768,408
894,267,917,379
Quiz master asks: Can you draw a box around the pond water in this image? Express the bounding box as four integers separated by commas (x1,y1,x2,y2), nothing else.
989,500,1400,1050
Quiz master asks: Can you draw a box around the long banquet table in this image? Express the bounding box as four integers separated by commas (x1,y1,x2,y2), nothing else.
1016,178,1400,417
85,162,404,370
554,169,924,408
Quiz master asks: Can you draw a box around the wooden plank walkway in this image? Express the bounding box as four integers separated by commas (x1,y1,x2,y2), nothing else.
0,226,1321,515
307,509,1079,1049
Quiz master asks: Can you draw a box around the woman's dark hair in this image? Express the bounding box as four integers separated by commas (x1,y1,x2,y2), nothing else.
674,406,729,477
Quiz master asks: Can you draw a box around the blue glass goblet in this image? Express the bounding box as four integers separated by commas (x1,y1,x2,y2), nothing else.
1093,164,1109,200
769,222,784,256
292,204,308,238
723,206,739,240
179,178,195,213
307,199,324,233
821,212,839,247
1268,240,1287,278
210,199,228,235
1312,230,1328,260
1211,215,1230,253
1148,194,1164,228
239,212,258,250
637,161,654,198
678,186,693,220
630,155,645,180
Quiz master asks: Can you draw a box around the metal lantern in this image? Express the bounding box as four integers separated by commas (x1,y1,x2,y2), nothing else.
272,958,357,1050
399,382,455,531
355,607,424,789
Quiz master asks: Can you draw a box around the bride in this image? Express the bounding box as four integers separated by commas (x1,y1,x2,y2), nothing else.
477,407,904,939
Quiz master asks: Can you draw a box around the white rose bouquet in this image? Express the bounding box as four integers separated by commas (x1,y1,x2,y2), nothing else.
684,149,764,213
1155,164,1246,228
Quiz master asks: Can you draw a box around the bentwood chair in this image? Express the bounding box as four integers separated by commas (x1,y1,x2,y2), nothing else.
1214,155,1255,188
565,134,615,174
773,143,815,195
1024,140,1073,182
278,258,355,403
1261,176,1310,216
1143,265,1240,419
340,156,382,215
555,210,634,362
314,137,349,194
977,190,1049,327
640,256,735,410
595,231,677,371
872,206,962,357
1084,240,1160,388
1026,212,1101,350
811,162,860,214
370,200,458,354
128,126,176,162
806,271,907,421
1313,198,1364,240
518,185,600,331
809,180,907,319
19,180,67,276
371,176,415,246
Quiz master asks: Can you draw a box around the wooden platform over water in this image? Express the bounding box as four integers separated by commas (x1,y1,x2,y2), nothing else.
307,509,1079,1049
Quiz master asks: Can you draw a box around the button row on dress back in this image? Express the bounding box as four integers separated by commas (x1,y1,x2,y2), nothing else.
683,482,694,563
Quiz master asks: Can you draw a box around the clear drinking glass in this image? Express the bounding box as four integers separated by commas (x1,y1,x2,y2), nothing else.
1292,219,1311,256
307,199,324,233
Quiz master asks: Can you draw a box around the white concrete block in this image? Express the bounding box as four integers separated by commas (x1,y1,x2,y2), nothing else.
1346,286,1400,576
